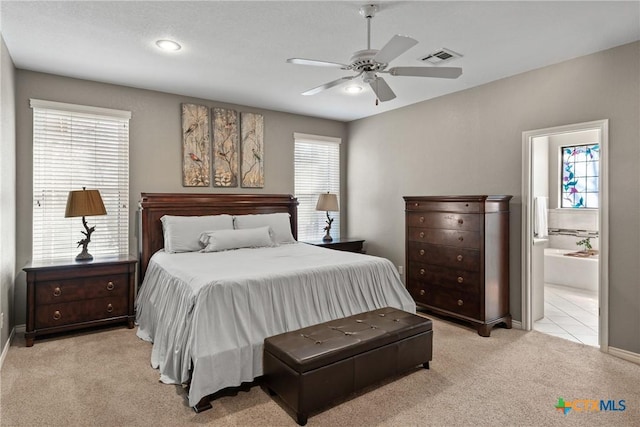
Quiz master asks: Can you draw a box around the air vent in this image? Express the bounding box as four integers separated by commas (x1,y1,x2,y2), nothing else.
419,48,462,65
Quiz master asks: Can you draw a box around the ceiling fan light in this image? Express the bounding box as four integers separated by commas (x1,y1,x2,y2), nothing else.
155,39,182,51
345,85,363,94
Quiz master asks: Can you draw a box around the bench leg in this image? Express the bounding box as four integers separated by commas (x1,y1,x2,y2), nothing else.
422,361,430,369
296,413,308,426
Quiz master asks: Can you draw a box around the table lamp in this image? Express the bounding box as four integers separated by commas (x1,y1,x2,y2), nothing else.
65,187,107,261
315,192,339,242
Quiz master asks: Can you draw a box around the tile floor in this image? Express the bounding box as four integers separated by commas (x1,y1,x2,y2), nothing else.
533,283,599,347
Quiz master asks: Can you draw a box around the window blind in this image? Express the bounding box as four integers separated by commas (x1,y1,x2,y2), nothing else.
31,99,131,261
294,133,341,241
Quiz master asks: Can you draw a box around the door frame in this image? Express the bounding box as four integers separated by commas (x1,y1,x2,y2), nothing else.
521,119,609,351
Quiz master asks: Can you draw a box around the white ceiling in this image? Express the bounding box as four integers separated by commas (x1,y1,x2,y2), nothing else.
1,1,639,122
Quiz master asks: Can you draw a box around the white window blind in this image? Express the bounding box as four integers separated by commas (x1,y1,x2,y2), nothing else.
294,133,341,241
31,99,131,261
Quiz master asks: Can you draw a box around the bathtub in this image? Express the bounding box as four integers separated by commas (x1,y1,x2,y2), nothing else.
544,248,598,292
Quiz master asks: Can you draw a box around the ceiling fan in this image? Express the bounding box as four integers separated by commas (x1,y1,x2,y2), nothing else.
287,4,462,103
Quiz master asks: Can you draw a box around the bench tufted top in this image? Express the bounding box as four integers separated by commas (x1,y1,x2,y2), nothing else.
263,307,432,373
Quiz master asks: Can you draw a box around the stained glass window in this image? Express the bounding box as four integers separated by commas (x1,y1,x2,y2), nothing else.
561,143,599,208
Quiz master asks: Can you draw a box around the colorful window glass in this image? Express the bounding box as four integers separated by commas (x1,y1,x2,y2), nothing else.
561,143,599,208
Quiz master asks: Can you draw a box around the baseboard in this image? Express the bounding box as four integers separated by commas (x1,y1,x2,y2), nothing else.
511,320,522,329
15,324,25,334
0,326,16,371
608,346,640,365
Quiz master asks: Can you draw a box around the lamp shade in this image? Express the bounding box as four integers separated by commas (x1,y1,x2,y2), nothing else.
65,188,107,218
315,193,339,212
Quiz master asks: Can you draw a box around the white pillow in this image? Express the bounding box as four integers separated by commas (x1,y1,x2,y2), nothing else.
160,214,234,253
200,226,274,252
233,213,296,244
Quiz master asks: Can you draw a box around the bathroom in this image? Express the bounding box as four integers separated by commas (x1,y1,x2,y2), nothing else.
531,129,600,346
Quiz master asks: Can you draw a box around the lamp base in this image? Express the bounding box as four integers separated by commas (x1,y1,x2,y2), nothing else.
75,248,93,261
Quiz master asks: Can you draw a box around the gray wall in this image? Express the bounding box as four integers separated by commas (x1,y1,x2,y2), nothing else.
347,41,640,353
14,71,347,325
0,34,16,355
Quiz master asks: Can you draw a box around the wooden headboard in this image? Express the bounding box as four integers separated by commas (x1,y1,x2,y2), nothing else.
138,193,298,281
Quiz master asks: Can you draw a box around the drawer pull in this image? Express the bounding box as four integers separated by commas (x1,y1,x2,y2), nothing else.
458,236,464,242
419,249,425,256
106,281,115,291
414,203,419,207
458,219,464,225
457,255,463,262
419,289,426,296
53,310,61,321
419,268,425,275
419,216,425,223
53,287,62,297
419,231,425,239
457,299,464,306
107,304,114,313
457,276,464,284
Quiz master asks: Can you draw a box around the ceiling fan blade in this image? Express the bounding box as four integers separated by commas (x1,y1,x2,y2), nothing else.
387,66,463,79
287,58,348,69
369,77,396,102
301,76,356,96
373,35,418,64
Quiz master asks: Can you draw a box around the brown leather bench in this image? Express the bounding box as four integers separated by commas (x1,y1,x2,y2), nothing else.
263,307,433,425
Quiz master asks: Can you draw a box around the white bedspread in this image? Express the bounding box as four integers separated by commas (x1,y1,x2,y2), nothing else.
135,242,415,407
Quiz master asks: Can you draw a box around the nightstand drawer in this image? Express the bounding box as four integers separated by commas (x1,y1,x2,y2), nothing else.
85,297,129,320
35,296,128,328
35,274,128,304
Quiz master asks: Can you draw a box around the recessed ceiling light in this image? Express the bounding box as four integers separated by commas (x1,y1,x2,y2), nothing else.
155,39,182,51
345,85,363,94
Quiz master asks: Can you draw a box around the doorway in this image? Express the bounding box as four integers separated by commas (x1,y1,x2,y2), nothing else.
521,120,609,351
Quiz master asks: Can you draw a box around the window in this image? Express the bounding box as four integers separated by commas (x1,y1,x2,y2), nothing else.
31,99,130,261
294,133,341,241
560,143,599,208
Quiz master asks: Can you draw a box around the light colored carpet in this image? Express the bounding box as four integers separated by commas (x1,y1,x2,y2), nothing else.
1,317,639,426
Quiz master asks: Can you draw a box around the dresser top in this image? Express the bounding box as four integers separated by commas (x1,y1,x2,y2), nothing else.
23,254,137,271
403,195,512,202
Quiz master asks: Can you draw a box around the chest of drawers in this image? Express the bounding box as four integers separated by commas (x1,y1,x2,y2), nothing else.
403,195,512,336
23,256,137,346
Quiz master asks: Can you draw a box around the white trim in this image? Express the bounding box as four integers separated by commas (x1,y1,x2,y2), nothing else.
608,346,640,365
521,120,609,352
30,98,132,119
0,327,16,370
293,132,341,145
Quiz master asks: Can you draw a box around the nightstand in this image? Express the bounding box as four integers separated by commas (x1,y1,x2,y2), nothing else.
304,237,365,253
23,255,137,347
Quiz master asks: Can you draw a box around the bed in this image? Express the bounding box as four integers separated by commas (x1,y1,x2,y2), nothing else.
135,193,415,411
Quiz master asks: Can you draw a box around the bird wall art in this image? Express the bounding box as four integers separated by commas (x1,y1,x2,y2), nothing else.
181,103,211,186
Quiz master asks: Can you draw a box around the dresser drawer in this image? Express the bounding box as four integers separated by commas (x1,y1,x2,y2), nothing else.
405,201,482,213
406,212,480,231
407,227,480,248
411,283,480,319
35,274,128,304
35,296,128,329
408,242,480,271
409,263,480,293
